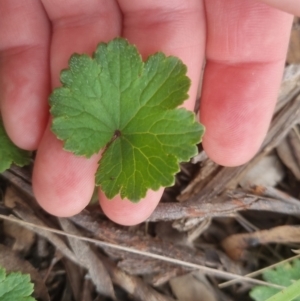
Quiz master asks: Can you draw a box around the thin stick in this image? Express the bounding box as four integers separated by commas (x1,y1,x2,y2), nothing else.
0,214,286,290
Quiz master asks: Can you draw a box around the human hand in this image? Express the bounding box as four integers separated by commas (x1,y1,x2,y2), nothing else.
0,0,298,225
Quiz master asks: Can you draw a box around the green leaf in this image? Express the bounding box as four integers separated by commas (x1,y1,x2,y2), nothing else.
50,37,204,201
250,260,300,301
0,267,36,301
250,287,281,301
265,279,300,301
0,118,31,173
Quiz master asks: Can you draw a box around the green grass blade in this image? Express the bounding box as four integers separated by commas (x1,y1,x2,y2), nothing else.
265,279,300,301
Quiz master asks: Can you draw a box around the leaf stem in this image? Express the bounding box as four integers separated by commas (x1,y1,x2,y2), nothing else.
101,129,122,156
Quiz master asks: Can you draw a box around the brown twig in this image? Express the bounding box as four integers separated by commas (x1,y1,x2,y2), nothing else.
147,189,300,222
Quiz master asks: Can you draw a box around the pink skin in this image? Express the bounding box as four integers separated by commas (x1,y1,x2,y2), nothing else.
0,0,297,225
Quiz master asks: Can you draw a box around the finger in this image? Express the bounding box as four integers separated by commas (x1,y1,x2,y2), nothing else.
99,0,206,225
41,0,122,87
99,189,164,226
32,0,122,216
118,0,206,111
0,0,50,149
258,0,300,16
201,0,293,166
33,129,101,216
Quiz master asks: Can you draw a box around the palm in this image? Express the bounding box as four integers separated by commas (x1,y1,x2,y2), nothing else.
0,0,295,225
